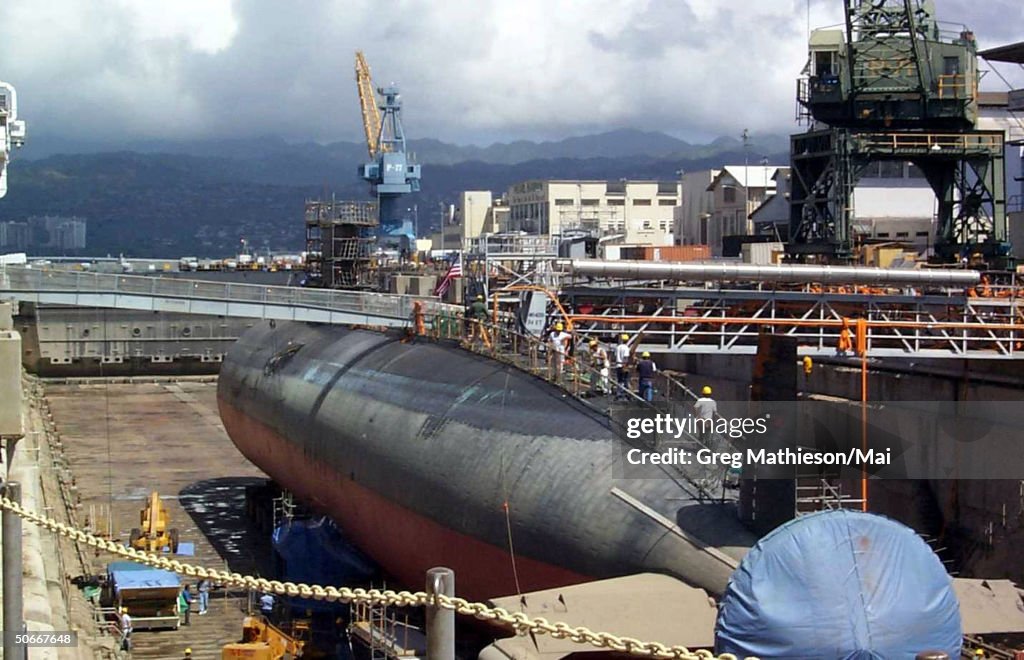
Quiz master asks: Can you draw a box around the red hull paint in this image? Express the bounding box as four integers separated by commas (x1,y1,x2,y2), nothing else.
219,399,592,601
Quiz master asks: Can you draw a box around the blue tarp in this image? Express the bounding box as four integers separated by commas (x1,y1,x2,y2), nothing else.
715,510,961,659
108,561,180,592
272,517,378,613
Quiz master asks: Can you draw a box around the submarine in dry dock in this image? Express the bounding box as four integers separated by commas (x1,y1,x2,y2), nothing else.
217,321,756,600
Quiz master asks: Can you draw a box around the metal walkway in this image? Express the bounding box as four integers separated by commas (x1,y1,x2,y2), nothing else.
0,266,455,327
563,284,1024,360
6,264,1024,359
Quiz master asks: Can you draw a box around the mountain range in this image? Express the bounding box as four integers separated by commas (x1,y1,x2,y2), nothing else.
2,129,790,256
23,128,790,167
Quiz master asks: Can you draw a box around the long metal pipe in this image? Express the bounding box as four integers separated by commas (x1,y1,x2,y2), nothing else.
557,259,981,286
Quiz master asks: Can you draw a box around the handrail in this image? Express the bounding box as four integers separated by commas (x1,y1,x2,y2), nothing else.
857,132,1003,152
0,265,462,324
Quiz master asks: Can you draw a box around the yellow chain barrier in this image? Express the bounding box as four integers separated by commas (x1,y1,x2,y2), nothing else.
0,495,749,660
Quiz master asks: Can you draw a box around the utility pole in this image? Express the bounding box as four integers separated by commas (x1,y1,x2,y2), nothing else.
439,202,446,256
742,129,751,236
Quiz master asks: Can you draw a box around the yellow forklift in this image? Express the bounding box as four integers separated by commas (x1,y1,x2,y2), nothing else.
128,491,179,553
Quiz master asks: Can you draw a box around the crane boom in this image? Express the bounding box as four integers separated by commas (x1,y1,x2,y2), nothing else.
355,51,382,159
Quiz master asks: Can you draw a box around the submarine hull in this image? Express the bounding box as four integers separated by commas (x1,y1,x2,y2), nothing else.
218,322,755,600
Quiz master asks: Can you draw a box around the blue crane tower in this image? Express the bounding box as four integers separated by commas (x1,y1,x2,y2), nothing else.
355,53,421,252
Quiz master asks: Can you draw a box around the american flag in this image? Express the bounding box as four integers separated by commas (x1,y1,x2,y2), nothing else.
434,254,463,297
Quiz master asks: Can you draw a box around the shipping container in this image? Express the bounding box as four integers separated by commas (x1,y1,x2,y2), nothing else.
643,245,711,262
619,246,647,261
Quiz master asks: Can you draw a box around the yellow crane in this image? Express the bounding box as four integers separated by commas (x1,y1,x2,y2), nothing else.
354,51,390,159
129,491,179,553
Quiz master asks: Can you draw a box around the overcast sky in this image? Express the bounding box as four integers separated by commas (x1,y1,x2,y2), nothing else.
1,0,1022,148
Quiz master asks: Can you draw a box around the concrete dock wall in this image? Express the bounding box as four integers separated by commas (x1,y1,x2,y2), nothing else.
675,350,1024,584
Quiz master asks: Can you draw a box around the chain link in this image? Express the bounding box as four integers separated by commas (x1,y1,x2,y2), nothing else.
0,495,750,660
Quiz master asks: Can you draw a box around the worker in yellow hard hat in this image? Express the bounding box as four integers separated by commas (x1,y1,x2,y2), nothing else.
467,294,489,342
974,649,986,657
548,322,572,381
802,355,813,376
119,607,133,652
183,648,193,659
587,338,610,396
636,351,657,401
614,334,632,398
694,386,717,439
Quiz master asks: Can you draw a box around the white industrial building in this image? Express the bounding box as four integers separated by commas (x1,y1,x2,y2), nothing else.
675,166,779,255
850,163,936,248
674,170,719,246
455,191,498,247
506,179,680,245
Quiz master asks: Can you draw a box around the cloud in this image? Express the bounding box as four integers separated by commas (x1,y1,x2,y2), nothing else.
1,0,1021,148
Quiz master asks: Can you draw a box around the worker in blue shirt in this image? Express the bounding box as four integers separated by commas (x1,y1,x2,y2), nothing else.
197,578,211,614
636,351,657,402
259,592,275,620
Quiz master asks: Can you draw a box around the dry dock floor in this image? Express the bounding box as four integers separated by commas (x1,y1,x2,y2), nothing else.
45,379,272,660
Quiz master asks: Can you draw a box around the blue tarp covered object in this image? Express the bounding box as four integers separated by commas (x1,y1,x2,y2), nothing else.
108,561,180,592
715,510,961,659
272,517,378,613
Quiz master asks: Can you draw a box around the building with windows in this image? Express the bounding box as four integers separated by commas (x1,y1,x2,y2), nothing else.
707,166,779,252
849,162,935,249
456,191,496,245
0,220,29,250
505,180,680,245
0,215,87,252
674,170,719,247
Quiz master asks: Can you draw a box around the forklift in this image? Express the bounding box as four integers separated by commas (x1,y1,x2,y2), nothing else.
128,491,179,553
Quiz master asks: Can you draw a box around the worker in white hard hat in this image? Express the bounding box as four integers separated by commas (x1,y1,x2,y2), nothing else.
548,321,572,381
613,334,632,398
636,351,657,402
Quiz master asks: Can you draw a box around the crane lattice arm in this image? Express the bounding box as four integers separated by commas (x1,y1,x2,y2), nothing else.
355,51,382,159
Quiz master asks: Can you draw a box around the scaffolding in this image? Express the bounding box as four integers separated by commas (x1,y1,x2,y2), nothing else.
305,200,379,289
348,599,425,660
